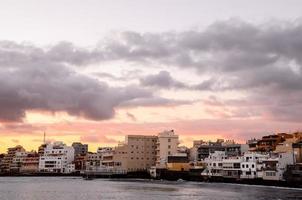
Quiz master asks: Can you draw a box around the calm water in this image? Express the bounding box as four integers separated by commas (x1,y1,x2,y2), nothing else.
0,177,301,200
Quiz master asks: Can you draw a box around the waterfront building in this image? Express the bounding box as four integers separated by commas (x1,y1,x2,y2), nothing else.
39,142,75,173
262,152,294,181
284,164,302,184
20,152,39,173
112,135,157,172
10,151,29,173
97,147,114,167
156,130,179,168
74,154,86,171
72,142,88,156
166,153,190,171
85,152,101,171
222,156,243,179
38,144,47,156
293,141,302,163
0,145,26,172
240,152,269,179
202,151,225,177
112,143,128,172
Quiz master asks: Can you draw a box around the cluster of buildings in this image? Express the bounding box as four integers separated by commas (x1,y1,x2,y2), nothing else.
0,130,301,184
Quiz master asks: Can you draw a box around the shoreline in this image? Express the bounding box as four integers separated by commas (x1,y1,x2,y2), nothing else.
0,173,301,189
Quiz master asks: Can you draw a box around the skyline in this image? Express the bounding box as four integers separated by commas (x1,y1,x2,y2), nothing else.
1,1,302,153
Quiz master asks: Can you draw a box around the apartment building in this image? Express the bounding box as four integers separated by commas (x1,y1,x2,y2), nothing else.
10,151,29,173
97,147,114,167
0,145,25,172
222,157,243,179
39,142,75,173
72,142,88,156
196,140,247,161
262,152,294,181
85,152,101,171
111,135,158,172
240,152,269,179
20,152,39,173
156,130,179,168
202,151,226,177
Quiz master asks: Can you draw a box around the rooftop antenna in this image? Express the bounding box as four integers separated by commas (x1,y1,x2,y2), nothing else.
43,131,46,144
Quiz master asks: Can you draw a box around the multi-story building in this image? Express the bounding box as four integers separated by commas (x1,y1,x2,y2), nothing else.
85,152,101,171
196,140,247,161
74,154,86,171
72,142,88,156
0,154,4,173
38,144,47,156
190,140,206,162
257,133,293,152
262,152,294,181
222,157,243,179
247,139,259,152
97,147,114,167
10,151,28,173
0,145,26,172
112,135,158,172
39,142,75,173
112,143,128,172
202,151,225,177
293,141,302,163
156,130,179,168
20,152,39,173
240,152,269,179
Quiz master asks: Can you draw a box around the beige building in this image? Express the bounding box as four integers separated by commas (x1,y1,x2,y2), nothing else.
156,130,179,168
0,145,26,172
113,135,157,172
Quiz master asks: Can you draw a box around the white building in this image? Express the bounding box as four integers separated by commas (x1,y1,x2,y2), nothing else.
156,130,179,168
262,152,294,181
240,152,269,179
202,151,225,177
222,156,243,179
39,142,75,173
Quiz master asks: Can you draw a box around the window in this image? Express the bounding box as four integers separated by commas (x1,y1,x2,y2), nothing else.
246,164,248,168
168,139,171,142
252,164,255,168
168,145,171,149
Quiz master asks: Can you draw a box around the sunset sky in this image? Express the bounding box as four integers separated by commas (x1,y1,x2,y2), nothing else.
1,0,302,153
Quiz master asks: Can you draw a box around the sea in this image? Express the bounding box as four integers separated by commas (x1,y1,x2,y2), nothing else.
0,177,301,200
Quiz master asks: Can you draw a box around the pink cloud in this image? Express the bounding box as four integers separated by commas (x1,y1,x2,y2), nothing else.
80,134,119,144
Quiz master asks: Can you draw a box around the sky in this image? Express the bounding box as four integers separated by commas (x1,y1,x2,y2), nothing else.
0,0,302,153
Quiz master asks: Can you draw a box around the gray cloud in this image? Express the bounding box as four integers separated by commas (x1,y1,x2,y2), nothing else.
0,41,189,122
1,19,302,123
140,70,186,89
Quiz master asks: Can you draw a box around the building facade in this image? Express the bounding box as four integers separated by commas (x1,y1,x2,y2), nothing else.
156,130,179,168
39,142,75,173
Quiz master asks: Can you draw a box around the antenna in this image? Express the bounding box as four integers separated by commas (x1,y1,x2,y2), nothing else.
43,131,46,144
